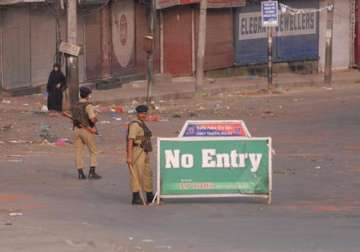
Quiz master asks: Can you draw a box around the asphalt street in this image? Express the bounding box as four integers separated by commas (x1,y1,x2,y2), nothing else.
1,85,360,252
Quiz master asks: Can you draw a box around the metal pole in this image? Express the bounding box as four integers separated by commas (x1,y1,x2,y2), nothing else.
67,0,79,107
146,0,156,104
195,0,208,91
100,5,111,80
324,1,334,86
267,27,273,90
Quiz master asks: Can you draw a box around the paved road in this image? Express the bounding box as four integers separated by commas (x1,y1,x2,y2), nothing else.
1,85,360,252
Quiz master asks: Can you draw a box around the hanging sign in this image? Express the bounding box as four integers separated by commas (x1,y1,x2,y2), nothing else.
261,1,279,27
59,42,81,57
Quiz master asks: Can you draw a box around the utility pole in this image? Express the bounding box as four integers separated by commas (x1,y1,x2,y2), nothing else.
100,6,111,79
324,0,334,86
195,0,207,91
267,27,273,90
146,0,156,104
67,0,79,107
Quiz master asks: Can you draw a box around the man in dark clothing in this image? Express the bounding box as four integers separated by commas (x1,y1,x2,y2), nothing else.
47,63,66,112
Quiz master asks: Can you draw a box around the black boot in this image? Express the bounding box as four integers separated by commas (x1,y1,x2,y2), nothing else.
88,167,102,180
78,169,86,180
132,192,143,205
146,192,155,205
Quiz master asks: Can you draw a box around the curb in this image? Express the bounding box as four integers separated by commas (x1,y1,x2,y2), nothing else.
92,77,360,106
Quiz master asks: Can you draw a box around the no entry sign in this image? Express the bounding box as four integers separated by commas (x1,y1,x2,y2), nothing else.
157,137,272,204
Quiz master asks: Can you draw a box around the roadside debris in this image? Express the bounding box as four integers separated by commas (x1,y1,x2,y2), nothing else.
9,212,23,217
40,105,49,113
189,112,198,117
7,140,31,144
262,111,275,117
39,124,57,142
155,245,172,249
146,115,160,122
112,105,125,113
99,120,111,124
322,87,333,91
0,124,12,132
1,99,11,104
54,138,71,147
142,239,154,243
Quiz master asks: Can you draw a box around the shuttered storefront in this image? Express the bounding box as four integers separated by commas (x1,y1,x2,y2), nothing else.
204,9,234,71
1,6,31,89
163,5,193,76
235,0,319,66
84,11,102,80
30,5,56,86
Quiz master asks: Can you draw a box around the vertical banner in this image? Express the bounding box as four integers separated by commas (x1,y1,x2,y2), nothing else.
157,137,272,203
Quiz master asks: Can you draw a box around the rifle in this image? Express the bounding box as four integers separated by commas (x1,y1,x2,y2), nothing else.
62,111,99,135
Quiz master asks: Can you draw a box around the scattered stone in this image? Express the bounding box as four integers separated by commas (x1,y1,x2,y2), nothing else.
189,112,197,118
100,121,111,124
155,245,172,249
39,124,57,142
142,239,154,243
9,212,23,217
0,124,12,132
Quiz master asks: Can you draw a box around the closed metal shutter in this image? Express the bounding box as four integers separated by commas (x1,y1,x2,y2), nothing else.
163,6,193,76
2,6,31,89
84,12,102,80
30,5,56,86
204,9,234,70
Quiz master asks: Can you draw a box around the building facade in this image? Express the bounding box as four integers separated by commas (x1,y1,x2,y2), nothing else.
0,0,356,91
0,0,151,91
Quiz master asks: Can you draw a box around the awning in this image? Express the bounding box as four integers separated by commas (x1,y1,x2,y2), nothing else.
156,0,246,9
0,0,45,5
0,0,107,5
78,0,108,5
